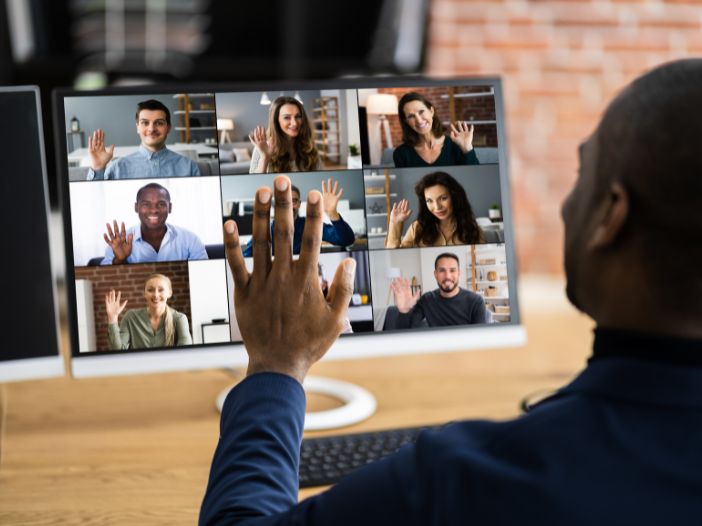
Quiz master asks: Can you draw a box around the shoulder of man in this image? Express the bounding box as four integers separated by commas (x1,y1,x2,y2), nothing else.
458,287,484,303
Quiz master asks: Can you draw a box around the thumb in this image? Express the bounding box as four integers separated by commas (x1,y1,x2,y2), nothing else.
327,258,356,316
107,144,115,155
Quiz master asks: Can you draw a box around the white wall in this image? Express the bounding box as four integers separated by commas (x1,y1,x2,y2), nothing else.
188,260,230,345
75,279,96,352
358,88,382,164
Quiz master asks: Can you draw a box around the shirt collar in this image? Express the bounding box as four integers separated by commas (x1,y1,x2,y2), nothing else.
590,327,702,367
553,328,702,408
133,223,173,242
139,144,168,160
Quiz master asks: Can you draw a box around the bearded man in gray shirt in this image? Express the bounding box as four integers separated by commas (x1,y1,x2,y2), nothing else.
391,252,487,328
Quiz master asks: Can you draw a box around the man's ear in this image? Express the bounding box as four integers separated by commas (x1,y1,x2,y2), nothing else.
588,181,629,250
134,202,138,214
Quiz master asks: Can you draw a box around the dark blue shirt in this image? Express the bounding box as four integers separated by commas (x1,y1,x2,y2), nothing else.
393,137,479,168
200,329,702,525
242,215,355,257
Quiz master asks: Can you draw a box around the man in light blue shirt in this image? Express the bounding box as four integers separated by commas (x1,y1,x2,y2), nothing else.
101,182,208,265
87,99,201,180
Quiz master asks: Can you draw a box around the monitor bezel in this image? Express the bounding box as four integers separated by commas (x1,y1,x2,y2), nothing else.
0,85,64,382
53,76,524,379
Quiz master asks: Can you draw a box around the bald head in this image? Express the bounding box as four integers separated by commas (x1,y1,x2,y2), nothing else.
595,60,702,242
563,59,702,333
598,61,701,298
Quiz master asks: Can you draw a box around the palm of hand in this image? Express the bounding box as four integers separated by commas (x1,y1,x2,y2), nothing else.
88,130,115,169
390,201,411,223
104,221,133,262
391,279,417,312
322,191,339,214
449,122,474,151
90,148,113,168
110,237,132,261
250,127,272,157
105,290,127,322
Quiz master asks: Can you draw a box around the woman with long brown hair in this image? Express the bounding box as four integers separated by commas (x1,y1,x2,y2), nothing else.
249,96,323,173
393,91,479,168
105,273,192,350
385,171,484,248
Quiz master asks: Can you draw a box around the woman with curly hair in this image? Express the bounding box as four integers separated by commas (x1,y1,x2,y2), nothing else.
385,171,484,248
248,96,323,173
105,273,192,350
393,91,479,168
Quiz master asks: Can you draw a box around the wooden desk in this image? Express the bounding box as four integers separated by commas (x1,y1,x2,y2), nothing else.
0,279,593,525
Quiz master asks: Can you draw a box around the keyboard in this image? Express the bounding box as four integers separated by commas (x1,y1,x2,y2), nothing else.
299,425,441,488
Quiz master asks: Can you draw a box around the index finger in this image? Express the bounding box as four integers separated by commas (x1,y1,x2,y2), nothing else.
223,220,250,290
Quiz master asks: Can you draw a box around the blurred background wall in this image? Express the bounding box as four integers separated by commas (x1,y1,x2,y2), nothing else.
422,0,701,274
2,0,698,276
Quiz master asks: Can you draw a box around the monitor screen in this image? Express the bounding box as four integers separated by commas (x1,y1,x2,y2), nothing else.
53,78,525,378
0,86,63,382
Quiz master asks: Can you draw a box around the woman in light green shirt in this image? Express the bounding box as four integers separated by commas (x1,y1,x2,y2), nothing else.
105,273,192,350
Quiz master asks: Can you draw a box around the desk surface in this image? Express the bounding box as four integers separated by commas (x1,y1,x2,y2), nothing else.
0,279,593,525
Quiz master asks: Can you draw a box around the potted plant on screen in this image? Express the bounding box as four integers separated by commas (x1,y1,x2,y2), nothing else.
347,144,362,169
489,203,502,222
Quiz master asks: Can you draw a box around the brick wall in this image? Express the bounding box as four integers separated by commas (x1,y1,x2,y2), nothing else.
425,0,700,274
378,86,499,148
75,262,191,351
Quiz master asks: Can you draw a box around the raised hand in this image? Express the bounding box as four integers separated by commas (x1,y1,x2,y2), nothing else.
390,277,420,314
88,129,116,170
223,175,356,384
248,125,273,159
321,178,344,220
389,199,412,224
105,289,128,324
449,121,475,153
103,220,134,264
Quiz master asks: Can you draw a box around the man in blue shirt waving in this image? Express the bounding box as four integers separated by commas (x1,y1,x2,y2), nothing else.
87,99,201,180
101,182,208,265
242,179,355,257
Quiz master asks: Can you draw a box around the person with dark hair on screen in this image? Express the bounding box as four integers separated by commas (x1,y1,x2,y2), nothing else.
200,60,702,524
105,273,192,350
241,179,354,256
385,171,484,248
390,252,486,328
87,99,201,180
393,91,479,168
248,96,323,173
101,182,208,265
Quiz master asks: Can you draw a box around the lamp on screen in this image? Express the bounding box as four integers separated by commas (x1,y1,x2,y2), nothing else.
217,118,234,143
366,93,398,149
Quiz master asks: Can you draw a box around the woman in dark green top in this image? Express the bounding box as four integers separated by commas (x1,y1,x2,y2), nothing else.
393,91,479,168
105,273,192,350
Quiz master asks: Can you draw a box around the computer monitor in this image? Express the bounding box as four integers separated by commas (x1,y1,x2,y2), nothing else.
0,86,64,382
53,78,525,426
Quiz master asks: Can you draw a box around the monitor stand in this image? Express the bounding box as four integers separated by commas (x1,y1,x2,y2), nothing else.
215,376,377,431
